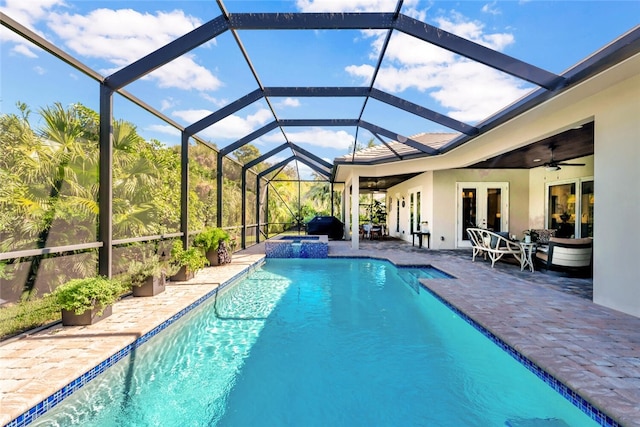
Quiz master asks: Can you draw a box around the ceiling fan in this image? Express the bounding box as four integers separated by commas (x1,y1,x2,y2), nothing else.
543,146,585,171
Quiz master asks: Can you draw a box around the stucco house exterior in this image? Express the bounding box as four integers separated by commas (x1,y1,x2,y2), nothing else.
334,33,640,318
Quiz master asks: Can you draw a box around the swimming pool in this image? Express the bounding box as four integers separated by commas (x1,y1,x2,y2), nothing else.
31,258,600,426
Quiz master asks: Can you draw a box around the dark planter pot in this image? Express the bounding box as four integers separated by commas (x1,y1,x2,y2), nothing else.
206,248,232,266
61,304,112,326
132,274,166,297
170,266,194,282
206,249,220,266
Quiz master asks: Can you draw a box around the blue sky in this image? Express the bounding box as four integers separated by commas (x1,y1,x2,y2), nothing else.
1,0,638,176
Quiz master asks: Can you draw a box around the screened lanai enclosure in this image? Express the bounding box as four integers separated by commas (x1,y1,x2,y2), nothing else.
2,0,636,312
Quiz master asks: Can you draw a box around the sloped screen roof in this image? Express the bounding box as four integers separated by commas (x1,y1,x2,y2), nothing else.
2,1,639,181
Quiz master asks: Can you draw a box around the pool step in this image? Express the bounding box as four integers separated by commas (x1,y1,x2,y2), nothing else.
397,270,420,293
505,418,571,427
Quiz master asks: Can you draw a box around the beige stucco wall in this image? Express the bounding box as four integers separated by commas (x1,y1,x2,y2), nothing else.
591,73,640,316
386,168,530,249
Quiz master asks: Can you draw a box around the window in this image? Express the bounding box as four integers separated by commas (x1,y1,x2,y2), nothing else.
547,179,593,238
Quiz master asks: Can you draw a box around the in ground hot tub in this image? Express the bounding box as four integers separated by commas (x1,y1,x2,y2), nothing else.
265,235,328,258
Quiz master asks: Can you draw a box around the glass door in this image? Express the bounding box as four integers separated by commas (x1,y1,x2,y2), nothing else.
581,181,594,238
457,182,509,247
546,179,593,238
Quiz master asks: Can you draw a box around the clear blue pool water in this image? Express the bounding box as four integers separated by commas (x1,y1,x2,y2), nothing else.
33,259,598,427
279,235,320,240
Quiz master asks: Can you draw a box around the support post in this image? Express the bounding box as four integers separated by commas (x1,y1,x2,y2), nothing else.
256,175,260,243
241,166,247,249
265,185,269,240
216,152,223,228
180,132,190,249
98,84,113,277
298,179,301,235
330,182,335,217
351,173,360,250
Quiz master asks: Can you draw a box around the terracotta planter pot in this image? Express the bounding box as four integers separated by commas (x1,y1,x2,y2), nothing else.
61,304,112,326
132,274,166,297
170,266,194,282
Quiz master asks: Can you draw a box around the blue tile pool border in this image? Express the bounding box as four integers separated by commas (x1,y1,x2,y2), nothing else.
4,261,264,427
6,256,617,427
417,282,619,427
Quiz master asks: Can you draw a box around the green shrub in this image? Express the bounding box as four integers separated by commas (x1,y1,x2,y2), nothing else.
126,254,177,287
193,227,229,252
52,276,125,315
170,241,208,273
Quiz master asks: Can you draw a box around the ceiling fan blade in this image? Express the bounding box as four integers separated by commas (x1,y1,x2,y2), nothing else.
557,162,585,166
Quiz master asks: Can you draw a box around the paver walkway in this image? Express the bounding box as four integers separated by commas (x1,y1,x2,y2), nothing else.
1,238,639,426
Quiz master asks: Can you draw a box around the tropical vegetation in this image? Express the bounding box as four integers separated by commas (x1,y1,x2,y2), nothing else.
0,101,336,338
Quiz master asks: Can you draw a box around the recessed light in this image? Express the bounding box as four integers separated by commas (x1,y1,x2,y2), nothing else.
533,158,541,162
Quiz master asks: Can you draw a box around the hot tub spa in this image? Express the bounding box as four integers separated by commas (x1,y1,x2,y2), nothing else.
265,235,328,258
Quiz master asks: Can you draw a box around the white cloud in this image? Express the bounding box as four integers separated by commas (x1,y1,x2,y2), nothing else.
0,0,64,29
295,162,315,180
345,10,526,123
34,66,46,75
296,0,407,12
429,62,530,122
265,156,317,179
200,93,228,108
12,43,38,58
434,13,514,50
0,0,65,50
45,8,222,91
277,98,301,108
172,109,213,124
482,1,501,16
149,56,222,91
160,98,176,112
265,128,354,150
173,107,273,141
146,124,181,136
345,64,375,83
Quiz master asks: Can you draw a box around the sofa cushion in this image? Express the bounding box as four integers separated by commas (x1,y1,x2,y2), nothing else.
530,229,556,244
490,231,511,249
549,237,592,245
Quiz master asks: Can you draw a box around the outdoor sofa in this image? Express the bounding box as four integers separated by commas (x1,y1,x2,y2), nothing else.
466,228,522,268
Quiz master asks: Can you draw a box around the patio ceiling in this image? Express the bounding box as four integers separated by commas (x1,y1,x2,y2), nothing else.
468,121,594,170
2,3,638,183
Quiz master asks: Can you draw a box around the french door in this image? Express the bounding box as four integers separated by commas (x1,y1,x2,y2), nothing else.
457,182,509,247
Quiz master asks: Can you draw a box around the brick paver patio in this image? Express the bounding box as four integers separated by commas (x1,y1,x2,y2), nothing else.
1,238,638,426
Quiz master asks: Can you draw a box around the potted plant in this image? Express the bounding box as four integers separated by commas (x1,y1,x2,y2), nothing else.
194,227,230,266
53,276,124,326
228,235,238,253
127,254,175,297
169,240,208,281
